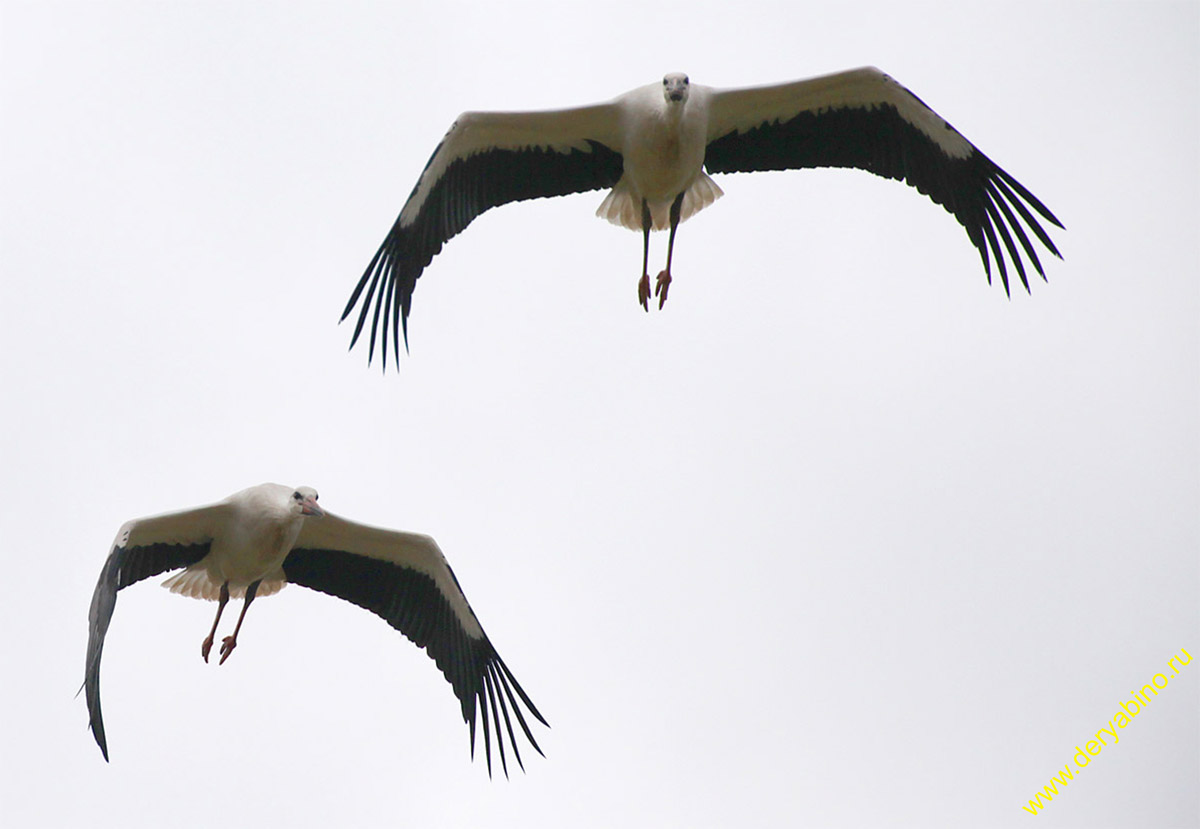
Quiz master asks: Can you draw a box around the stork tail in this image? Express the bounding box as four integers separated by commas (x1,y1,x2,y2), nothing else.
596,173,723,231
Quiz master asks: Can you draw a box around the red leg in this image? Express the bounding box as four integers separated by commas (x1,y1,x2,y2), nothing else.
218,580,260,666
201,582,230,663
638,199,652,311
655,192,685,310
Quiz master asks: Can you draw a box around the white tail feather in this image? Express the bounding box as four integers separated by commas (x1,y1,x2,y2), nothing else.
680,172,724,224
595,180,641,230
596,173,724,231
161,568,286,601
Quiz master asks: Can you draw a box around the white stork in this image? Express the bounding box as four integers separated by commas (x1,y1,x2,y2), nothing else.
344,67,1063,368
83,483,546,776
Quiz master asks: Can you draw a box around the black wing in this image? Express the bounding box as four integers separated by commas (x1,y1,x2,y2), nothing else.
704,70,1063,293
344,106,625,370
282,545,547,777
84,540,210,761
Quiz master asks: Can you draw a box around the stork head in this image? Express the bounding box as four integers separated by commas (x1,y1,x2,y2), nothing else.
662,73,689,104
291,486,324,518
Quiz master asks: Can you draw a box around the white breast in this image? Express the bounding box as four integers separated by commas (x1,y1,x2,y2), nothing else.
618,83,711,204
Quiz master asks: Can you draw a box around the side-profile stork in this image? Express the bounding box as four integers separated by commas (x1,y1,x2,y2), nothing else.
83,483,546,776
345,67,1063,368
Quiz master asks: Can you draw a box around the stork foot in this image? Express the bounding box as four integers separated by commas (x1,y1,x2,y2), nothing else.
201,635,214,663
218,635,238,666
655,270,672,309
637,274,651,312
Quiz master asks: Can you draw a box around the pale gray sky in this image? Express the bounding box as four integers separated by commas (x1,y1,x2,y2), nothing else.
2,1,1196,826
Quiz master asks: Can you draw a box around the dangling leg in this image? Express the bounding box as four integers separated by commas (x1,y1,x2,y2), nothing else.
201,581,231,663
637,199,653,311
218,580,261,666
655,192,685,310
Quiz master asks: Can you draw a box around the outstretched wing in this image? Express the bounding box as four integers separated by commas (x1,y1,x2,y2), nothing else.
703,67,1063,292
285,512,547,777
84,506,223,760
345,102,626,369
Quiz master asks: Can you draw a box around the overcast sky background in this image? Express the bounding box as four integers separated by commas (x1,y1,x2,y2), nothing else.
2,2,1196,826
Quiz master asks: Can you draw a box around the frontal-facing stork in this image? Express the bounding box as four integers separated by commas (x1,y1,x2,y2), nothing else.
84,483,546,776
345,67,1063,368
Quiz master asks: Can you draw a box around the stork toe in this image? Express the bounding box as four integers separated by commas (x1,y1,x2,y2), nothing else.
218,635,237,665
655,270,672,309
